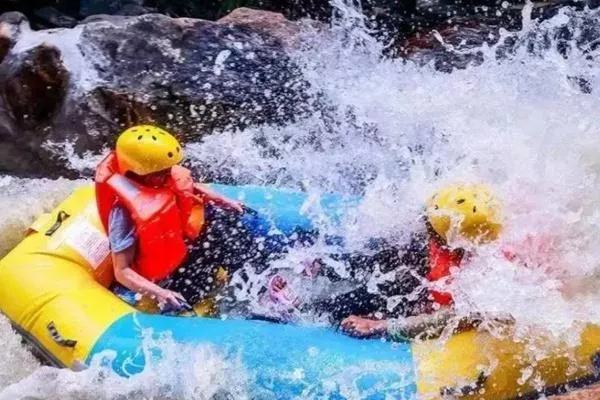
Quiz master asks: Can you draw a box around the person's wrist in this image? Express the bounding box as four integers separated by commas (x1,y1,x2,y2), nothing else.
376,319,389,333
153,287,166,298
387,318,404,335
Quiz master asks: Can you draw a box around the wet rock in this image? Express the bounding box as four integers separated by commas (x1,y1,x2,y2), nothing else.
0,11,28,26
0,1,80,30
0,41,70,177
116,4,155,16
396,1,594,72
0,27,14,64
217,7,323,49
0,38,9,65
0,12,24,64
76,13,311,137
79,14,136,25
33,6,78,28
3,45,69,129
143,0,332,22
80,0,150,17
0,12,311,177
397,19,500,72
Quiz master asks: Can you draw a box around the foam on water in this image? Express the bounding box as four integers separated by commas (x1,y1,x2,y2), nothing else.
2,2,600,398
0,328,250,400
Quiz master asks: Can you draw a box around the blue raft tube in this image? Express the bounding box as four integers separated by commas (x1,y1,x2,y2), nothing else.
90,184,417,399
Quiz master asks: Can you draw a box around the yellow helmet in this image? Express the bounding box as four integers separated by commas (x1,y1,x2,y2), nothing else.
426,184,503,244
116,125,184,176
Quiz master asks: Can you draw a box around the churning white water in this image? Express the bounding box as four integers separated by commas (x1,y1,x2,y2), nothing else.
2,2,600,398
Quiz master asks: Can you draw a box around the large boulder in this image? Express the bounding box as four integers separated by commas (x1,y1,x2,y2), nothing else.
0,11,312,177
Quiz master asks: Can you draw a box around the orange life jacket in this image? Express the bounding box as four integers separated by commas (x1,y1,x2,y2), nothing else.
95,153,205,282
426,237,464,306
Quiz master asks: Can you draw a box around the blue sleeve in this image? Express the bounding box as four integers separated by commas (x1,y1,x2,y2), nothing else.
108,205,136,253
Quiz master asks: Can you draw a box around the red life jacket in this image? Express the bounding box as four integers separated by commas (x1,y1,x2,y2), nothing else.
95,153,205,282
169,165,205,240
427,237,464,306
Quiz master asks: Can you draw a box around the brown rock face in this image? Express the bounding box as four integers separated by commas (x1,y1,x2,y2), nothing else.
3,45,69,129
217,7,322,49
90,88,155,130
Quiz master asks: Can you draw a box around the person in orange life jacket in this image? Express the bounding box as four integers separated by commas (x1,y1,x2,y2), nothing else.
340,184,505,340
95,125,244,311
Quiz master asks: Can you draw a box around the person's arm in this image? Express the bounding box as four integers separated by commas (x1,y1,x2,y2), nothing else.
386,307,458,340
193,183,244,213
341,307,489,341
108,205,185,308
340,315,388,338
112,247,185,308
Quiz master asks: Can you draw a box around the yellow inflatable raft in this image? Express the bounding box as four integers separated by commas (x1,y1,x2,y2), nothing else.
0,185,599,399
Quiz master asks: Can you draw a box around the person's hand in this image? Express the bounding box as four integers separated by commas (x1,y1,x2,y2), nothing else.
302,258,323,278
154,288,187,309
271,275,288,292
267,275,301,308
228,199,245,214
341,315,387,338
215,196,244,214
191,190,244,214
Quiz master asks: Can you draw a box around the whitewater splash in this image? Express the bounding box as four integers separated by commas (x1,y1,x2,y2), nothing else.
0,321,251,400
2,2,600,398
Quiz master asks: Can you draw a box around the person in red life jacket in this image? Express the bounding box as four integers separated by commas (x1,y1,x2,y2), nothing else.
95,125,244,312
340,184,505,340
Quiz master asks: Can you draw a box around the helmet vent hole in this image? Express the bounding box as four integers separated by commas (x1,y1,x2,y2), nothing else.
168,152,173,158
176,147,180,153
473,206,477,213
152,136,157,141
137,135,143,140
456,198,465,204
145,128,151,132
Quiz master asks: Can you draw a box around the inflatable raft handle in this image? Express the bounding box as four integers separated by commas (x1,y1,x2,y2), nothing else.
440,372,487,397
47,321,77,348
591,351,600,376
242,204,258,216
44,211,70,236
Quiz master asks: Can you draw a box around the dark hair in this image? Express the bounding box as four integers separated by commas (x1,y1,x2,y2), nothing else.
124,170,144,182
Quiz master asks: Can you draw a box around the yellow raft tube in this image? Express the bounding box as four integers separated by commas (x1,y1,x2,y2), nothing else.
0,185,599,399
